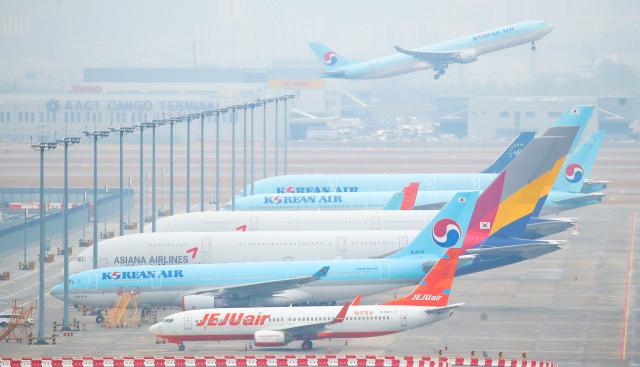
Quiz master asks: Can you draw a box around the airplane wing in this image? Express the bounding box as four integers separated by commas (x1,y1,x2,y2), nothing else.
465,241,565,260
553,193,605,206
394,46,460,63
190,266,330,299
276,301,351,337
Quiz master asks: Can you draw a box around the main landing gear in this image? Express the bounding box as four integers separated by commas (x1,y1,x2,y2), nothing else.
433,67,446,80
178,343,186,351
301,340,313,350
531,41,536,51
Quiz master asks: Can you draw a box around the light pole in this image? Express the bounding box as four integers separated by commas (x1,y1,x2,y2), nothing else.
283,95,295,175
56,136,80,331
136,122,152,233
109,126,134,236
274,97,280,177
242,103,248,196
214,108,228,211
230,105,241,211
30,141,56,344
168,117,182,215
186,114,194,213
260,98,274,179
200,111,213,211
249,101,262,195
82,129,110,269
150,119,166,232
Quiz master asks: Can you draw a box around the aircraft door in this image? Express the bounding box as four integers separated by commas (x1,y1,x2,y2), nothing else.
400,310,407,326
372,216,380,229
427,178,435,190
330,178,337,192
473,177,480,189
287,270,294,278
184,313,192,330
337,237,346,252
380,263,390,279
250,217,258,230
399,236,408,249
99,259,108,268
87,274,98,291
202,238,211,253
152,276,162,288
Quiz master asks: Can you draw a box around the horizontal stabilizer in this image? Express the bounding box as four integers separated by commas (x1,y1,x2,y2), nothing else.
426,303,464,314
466,242,564,260
319,70,346,78
581,179,609,193
413,202,447,210
553,193,605,205
422,254,476,273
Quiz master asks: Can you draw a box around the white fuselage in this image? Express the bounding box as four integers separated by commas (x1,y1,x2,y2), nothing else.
149,304,455,344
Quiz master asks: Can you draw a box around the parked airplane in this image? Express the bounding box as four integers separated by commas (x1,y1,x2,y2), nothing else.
232,106,591,200
309,21,554,80
148,247,463,351
53,129,575,310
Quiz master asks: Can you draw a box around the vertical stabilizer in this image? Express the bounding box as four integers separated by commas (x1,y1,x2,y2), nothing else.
308,42,358,72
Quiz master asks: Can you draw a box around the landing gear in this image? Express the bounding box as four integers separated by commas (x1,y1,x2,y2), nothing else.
301,340,313,350
434,74,440,80
531,42,536,51
438,69,445,75
433,67,445,80
96,315,104,323
178,344,186,351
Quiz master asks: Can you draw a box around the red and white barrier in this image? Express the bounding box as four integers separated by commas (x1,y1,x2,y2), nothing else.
0,356,558,367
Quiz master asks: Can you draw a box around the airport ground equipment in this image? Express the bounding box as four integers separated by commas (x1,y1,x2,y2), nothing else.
0,299,36,342
123,222,137,230
0,355,559,367
100,287,141,328
79,238,93,247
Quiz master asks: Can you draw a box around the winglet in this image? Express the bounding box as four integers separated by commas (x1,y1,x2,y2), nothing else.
330,301,351,324
394,46,409,54
312,266,330,278
352,294,362,306
401,182,420,210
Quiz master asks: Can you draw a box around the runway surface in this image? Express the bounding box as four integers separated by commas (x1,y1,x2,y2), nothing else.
0,141,637,366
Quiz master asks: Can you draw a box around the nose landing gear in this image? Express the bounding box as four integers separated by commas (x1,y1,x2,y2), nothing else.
531,42,536,51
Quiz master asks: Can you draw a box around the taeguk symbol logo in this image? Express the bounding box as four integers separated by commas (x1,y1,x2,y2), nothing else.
286,187,296,193
273,196,284,204
432,219,461,248
323,51,338,66
111,271,122,279
564,163,584,183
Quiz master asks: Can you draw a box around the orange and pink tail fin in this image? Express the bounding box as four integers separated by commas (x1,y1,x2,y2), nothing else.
383,247,460,307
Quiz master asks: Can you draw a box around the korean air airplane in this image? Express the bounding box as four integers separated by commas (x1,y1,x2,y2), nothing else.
309,21,554,80
149,247,462,352
52,130,575,310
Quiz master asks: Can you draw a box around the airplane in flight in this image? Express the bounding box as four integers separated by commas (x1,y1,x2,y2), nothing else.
233,106,591,200
148,247,463,351
53,128,576,310
309,21,554,80
230,129,604,217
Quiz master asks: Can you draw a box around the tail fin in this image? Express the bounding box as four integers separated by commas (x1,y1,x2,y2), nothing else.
383,247,460,307
481,132,535,173
308,42,358,71
382,182,420,210
552,105,594,153
460,126,579,250
386,191,478,259
550,130,604,193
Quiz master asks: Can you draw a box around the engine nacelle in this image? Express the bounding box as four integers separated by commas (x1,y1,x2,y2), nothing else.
456,50,477,64
254,330,294,347
182,295,228,310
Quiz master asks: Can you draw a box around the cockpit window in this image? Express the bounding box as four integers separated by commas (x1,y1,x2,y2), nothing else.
69,280,74,285
163,318,174,323
78,257,85,262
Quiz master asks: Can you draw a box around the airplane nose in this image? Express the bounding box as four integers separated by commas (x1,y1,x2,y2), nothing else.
50,284,63,299
148,323,159,335
548,24,555,32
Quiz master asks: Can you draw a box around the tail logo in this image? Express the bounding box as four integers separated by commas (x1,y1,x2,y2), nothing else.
432,219,461,248
323,51,338,66
111,271,122,279
273,196,284,204
564,163,584,183
286,187,296,193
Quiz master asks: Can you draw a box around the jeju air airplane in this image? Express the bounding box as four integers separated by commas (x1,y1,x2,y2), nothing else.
309,21,554,80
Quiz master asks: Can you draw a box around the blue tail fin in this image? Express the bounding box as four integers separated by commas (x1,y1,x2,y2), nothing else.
386,191,478,259
481,132,535,173
552,105,594,153
551,130,604,193
308,42,358,71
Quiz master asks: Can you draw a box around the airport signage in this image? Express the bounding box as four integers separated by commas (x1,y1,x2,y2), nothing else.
264,195,344,204
69,84,103,93
276,186,359,193
47,99,217,112
270,80,324,89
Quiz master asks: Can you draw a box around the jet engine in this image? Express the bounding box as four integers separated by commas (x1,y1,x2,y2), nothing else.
456,50,477,64
254,330,294,347
182,295,228,310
